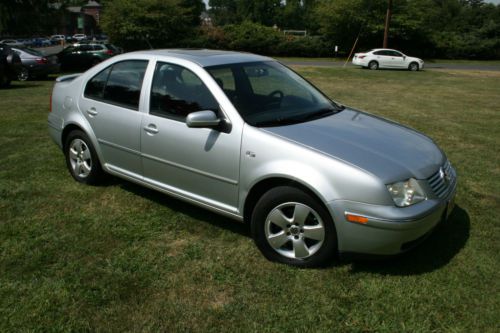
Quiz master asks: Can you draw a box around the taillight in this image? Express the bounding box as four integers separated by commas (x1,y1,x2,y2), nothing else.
36,57,48,64
358,55,366,59
105,50,114,55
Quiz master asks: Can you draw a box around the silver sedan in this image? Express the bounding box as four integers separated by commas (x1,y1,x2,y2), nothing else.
48,50,457,267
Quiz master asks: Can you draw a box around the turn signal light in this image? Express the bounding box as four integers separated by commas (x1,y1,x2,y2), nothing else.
345,213,368,224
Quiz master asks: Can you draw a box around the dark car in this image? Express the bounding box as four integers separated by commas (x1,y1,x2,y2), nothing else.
11,47,60,81
31,38,52,48
58,43,120,70
0,43,22,87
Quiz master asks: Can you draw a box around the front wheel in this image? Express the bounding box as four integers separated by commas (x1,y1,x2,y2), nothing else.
251,186,337,267
64,130,104,185
409,62,419,71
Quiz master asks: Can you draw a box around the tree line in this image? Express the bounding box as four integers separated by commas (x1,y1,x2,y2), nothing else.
1,0,499,59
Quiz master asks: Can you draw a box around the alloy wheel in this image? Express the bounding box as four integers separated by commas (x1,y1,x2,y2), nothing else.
18,67,29,81
264,202,325,259
68,138,92,178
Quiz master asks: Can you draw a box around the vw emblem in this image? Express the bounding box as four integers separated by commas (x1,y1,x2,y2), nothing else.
439,167,450,184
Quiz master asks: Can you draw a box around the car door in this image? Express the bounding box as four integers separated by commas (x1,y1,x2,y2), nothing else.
387,50,406,68
79,60,149,177
140,61,241,211
372,50,391,68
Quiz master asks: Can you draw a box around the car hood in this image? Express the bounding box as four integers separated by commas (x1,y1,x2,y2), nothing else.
408,56,423,62
262,108,444,183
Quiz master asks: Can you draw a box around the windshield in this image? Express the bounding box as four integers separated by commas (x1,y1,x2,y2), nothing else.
206,61,342,127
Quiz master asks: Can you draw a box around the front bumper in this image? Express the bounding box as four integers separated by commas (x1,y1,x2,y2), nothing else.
328,181,457,256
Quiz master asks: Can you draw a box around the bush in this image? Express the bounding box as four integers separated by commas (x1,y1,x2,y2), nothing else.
222,21,283,54
274,36,334,57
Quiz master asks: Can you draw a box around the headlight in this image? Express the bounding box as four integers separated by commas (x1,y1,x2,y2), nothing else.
386,178,426,207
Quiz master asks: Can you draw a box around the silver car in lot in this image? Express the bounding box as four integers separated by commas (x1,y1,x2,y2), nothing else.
48,50,457,267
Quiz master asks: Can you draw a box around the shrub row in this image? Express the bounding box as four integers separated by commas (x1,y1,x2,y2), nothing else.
183,21,336,58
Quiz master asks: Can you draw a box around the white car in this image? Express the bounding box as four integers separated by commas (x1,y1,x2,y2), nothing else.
51,35,66,42
353,49,424,71
72,34,87,41
0,39,25,47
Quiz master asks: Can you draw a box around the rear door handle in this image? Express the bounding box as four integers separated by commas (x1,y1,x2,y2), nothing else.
143,124,159,134
86,107,98,116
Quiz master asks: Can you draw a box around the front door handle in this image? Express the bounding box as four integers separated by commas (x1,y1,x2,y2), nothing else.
86,107,98,116
143,124,159,134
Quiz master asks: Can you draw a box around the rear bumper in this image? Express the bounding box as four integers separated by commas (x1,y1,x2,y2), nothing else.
48,113,64,149
352,58,368,67
328,181,457,256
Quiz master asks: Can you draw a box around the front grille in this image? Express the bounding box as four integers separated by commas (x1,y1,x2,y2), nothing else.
427,160,456,198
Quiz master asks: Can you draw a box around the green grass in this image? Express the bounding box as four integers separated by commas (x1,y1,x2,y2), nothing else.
1,68,499,332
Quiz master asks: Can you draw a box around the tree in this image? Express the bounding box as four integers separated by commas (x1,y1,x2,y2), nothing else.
209,0,281,27
100,0,203,50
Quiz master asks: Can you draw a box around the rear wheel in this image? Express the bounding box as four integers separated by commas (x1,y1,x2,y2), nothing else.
18,67,29,81
369,61,379,70
251,186,337,267
64,130,104,185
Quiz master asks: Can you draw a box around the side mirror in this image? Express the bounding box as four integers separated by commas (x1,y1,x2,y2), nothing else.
186,110,221,128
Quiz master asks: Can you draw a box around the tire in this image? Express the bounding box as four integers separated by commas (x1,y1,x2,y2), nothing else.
409,62,419,71
18,67,29,81
368,61,379,70
251,186,337,267
64,130,104,185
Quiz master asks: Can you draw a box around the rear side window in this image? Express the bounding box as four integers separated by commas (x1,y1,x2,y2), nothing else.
84,60,148,110
79,45,93,52
84,66,111,99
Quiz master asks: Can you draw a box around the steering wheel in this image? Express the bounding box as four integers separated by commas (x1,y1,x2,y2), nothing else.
268,90,284,100
266,90,284,109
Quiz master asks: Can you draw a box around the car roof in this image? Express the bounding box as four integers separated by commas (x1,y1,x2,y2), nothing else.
129,49,273,67
370,48,401,52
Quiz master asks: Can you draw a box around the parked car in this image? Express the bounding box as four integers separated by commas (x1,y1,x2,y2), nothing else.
0,43,22,87
31,38,52,47
72,34,87,41
48,50,457,267
11,47,60,81
353,49,425,71
50,35,66,44
0,39,25,47
57,43,120,70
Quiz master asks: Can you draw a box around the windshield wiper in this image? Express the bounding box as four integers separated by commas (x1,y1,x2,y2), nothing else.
255,117,302,127
299,107,339,122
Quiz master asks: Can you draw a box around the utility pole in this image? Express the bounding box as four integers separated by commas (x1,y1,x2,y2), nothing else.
383,0,392,48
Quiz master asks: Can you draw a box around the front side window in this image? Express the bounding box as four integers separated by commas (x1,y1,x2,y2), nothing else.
206,61,342,127
150,62,218,121
84,60,148,110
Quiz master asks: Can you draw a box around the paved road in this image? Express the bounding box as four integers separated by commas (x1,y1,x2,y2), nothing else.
281,59,500,71
36,45,500,71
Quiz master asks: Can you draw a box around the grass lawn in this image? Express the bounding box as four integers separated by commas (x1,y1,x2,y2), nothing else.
1,67,499,332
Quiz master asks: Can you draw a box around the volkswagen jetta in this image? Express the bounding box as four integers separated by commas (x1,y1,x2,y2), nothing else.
48,50,456,266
